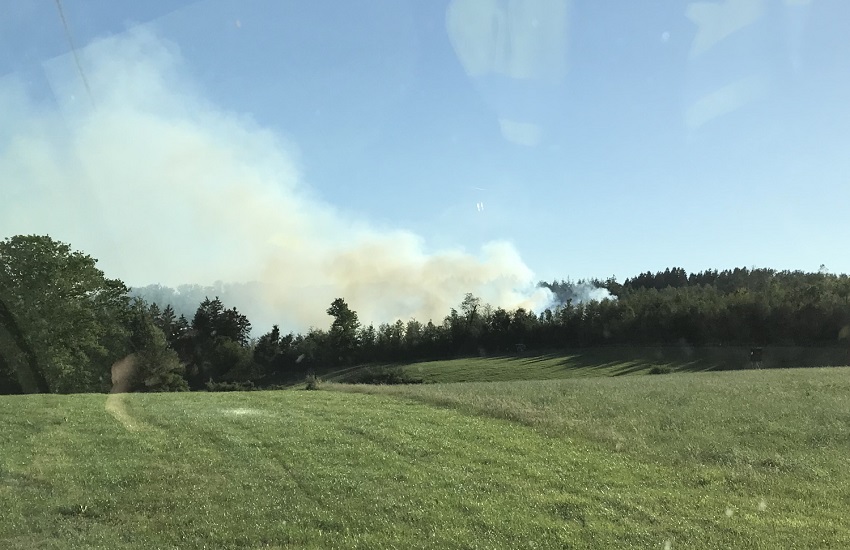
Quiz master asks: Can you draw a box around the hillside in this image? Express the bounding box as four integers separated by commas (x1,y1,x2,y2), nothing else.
320,345,849,385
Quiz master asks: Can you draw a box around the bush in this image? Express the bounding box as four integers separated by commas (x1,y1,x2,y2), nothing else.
345,366,424,385
305,373,320,390
207,337,256,381
647,365,672,375
135,347,189,392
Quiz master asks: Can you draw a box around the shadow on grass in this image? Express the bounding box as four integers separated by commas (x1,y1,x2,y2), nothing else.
274,346,850,387
501,345,849,376
519,353,570,365
475,348,724,377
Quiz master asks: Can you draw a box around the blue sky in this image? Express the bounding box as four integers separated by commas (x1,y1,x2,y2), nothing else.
2,0,849,328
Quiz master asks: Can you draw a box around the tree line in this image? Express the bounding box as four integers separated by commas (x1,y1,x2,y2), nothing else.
2,235,849,394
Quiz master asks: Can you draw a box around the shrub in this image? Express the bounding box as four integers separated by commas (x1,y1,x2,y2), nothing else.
648,365,672,375
346,366,424,385
305,373,320,390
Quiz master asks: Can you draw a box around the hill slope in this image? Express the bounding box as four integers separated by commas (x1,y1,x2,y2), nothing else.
321,345,849,385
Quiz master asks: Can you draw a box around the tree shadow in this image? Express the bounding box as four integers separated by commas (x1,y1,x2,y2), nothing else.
482,346,750,377
288,345,850,387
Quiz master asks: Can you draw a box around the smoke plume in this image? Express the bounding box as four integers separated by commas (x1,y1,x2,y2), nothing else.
540,280,616,309
0,29,550,332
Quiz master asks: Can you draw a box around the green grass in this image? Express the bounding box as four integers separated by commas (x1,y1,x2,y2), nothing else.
322,345,850,385
320,348,684,386
3,367,850,548
329,367,850,546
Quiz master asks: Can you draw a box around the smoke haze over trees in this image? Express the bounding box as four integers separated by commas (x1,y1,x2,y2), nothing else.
0,29,551,334
3,235,850,394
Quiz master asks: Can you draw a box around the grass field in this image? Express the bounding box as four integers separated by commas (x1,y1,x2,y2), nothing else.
322,345,850,384
331,367,850,546
3,366,850,548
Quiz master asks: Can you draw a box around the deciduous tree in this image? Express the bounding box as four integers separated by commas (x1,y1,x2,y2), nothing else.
0,235,130,393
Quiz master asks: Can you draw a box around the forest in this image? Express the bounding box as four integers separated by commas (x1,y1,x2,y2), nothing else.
2,235,849,394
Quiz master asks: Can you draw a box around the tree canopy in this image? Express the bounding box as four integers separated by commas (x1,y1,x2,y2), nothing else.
327,298,360,364
4,235,850,394
0,235,130,393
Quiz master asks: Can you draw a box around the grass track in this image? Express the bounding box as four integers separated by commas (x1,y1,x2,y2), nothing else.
2,367,850,548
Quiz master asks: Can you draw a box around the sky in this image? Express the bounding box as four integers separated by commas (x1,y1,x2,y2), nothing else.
2,0,850,331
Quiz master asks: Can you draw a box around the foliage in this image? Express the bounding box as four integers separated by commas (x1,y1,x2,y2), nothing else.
180,297,254,389
304,372,320,390
124,300,188,392
0,297,46,393
192,296,252,346
326,297,360,365
0,235,130,393
6,234,850,393
253,324,282,372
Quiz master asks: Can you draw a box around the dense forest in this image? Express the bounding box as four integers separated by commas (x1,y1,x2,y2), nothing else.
2,235,850,394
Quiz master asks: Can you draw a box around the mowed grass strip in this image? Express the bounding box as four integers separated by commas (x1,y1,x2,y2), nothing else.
324,346,849,385
323,349,686,385
330,367,850,546
0,369,846,549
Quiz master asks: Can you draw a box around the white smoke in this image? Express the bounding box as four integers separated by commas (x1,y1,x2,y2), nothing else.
542,280,616,310
0,29,551,332
574,283,615,303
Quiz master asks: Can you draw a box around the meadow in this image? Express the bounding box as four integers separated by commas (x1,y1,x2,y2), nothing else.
322,345,849,384
2,362,849,548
